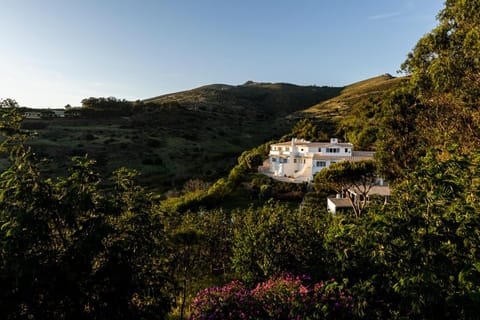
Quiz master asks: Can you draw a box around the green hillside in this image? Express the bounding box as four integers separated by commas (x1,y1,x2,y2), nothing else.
144,81,341,115
299,74,405,121
20,82,341,192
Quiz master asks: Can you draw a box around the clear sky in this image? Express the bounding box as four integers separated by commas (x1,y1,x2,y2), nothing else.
1,0,444,108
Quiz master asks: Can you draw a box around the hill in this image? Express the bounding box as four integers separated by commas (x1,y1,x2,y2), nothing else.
298,74,405,121
20,82,341,193
144,81,341,115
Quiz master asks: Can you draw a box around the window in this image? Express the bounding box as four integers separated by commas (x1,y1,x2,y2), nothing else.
294,159,297,163
316,161,326,167
326,148,340,153
285,147,290,151
318,148,322,152
300,148,304,152
272,157,277,162
345,148,349,153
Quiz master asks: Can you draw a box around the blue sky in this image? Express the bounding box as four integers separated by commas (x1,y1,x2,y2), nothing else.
0,0,444,108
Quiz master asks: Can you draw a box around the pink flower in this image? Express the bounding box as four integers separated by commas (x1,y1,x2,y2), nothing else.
299,285,309,295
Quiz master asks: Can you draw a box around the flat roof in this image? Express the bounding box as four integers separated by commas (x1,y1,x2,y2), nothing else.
312,153,374,161
272,141,353,148
328,197,353,208
349,185,391,196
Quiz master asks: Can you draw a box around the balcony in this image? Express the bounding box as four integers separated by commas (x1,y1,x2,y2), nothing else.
269,150,291,156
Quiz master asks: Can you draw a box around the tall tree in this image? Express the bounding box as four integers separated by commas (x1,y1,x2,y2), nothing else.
400,0,480,151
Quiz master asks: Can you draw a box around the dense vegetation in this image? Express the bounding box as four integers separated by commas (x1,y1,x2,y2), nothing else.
1,0,480,318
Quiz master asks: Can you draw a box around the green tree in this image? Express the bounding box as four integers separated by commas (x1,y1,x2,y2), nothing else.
0,109,175,319
0,98,19,108
231,202,329,284
373,151,480,318
397,0,480,154
161,209,234,319
314,160,377,218
375,87,426,180
170,227,204,320
288,118,329,141
402,0,480,104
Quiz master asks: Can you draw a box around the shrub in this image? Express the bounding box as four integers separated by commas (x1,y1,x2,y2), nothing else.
190,273,352,320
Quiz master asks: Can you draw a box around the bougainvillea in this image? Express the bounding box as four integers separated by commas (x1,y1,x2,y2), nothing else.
190,274,352,320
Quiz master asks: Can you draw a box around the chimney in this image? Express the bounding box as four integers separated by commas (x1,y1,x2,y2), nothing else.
330,138,338,144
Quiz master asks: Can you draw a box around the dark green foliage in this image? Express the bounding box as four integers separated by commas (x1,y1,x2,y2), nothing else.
402,0,480,104
287,118,329,142
231,202,330,284
380,151,480,318
338,97,382,149
380,0,480,163
160,142,271,213
81,96,133,116
375,86,426,180
164,209,234,317
0,110,175,319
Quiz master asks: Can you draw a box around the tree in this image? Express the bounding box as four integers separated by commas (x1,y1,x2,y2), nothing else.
314,160,377,218
0,109,175,319
170,228,204,320
80,97,133,116
371,151,480,318
288,118,329,141
402,0,480,105
398,0,480,153
231,202,329,284
375,87,426,180
0,98,19,108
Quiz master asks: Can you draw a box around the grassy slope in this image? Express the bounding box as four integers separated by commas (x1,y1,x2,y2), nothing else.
22,82,341,193
298,74,405,121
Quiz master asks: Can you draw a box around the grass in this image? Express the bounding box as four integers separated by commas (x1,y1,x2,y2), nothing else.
301,74,405,120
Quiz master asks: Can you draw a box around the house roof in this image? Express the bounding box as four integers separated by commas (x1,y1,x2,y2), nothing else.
349,185,391,196
312,152,374,161
306,142,353,148
327,197,353,208
271,140,353,149
352,151,375,157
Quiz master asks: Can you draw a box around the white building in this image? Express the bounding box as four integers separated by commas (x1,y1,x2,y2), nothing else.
327,184,390,215
265,138,374,182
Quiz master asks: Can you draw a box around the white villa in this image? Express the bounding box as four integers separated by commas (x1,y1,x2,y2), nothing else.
264,138,374,183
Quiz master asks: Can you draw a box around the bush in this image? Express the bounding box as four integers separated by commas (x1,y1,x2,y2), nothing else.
190,273,353,319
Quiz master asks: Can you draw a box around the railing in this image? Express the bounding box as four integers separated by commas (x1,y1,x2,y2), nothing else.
269,150,292,156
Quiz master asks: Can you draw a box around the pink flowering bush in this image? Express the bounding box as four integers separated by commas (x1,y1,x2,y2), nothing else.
190,274,352,320
190,280,255,319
